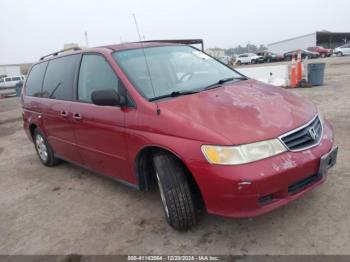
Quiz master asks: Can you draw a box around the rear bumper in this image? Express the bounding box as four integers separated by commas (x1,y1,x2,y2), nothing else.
189,120,335,218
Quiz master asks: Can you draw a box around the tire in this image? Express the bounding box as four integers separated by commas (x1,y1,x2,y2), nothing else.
153,152,197,230
321,53,326,58
33,128,60,166
236,60,241,65
338,52,343,57
251,59,255,64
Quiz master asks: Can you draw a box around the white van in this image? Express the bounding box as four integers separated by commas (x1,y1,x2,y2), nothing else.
0,76,25,89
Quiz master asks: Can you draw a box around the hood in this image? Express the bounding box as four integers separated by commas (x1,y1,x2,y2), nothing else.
157,79,317,145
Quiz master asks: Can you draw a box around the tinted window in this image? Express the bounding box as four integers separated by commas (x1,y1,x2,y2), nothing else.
26,62,48,97
42,55,79,100
5,78,11,82
0,79,4,83
78,54,119,103
12,77,21,81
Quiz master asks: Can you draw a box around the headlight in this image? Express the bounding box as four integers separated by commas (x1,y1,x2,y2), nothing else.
201,139,286,165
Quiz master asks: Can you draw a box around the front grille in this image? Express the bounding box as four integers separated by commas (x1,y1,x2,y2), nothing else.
280,115,322,151
288,173,322,194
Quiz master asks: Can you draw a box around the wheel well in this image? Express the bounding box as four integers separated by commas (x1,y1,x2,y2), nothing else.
29,123,37,138
136,146,205,209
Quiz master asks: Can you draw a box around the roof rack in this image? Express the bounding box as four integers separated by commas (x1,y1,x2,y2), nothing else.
39,47,82,61
139,39,204,51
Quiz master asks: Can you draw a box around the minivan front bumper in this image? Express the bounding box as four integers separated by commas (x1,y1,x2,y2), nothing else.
189,120,336,218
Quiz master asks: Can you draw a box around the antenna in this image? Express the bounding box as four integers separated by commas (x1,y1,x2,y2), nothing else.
132,13,142,41
84,31,89,47
131,13,157,107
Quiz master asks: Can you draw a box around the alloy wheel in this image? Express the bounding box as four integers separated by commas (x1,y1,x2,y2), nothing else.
35,134,48,162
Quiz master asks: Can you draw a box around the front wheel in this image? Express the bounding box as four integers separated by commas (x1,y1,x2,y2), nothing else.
153,152,197,230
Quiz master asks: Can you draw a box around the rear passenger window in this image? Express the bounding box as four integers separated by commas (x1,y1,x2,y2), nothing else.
26,62,48,97
42,55,79,100
78,54,119,103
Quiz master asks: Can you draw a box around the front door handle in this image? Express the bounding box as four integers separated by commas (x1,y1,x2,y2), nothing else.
60,111,68,118
73,113,82,121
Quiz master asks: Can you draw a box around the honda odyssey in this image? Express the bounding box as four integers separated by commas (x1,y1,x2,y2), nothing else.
21,41,338,230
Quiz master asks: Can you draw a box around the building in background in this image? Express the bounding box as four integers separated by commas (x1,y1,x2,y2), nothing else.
268,31,350,54
0,63,32,77
205,48,225,58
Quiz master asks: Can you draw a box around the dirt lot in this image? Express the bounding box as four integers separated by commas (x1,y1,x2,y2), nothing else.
0,56,349,255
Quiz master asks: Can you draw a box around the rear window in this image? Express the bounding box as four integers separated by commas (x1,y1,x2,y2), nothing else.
42,55,79,100
26,62,48,97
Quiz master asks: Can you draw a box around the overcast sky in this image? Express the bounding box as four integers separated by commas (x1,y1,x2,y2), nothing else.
1,0,349,64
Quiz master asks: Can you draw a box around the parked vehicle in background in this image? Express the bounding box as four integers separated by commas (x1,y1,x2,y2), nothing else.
334,44,350,56
0,75,25,89
307,46,332,57
283,50,320,61
235,53,264,65
22,42,337,230
217,56,231,65
257,51,284,63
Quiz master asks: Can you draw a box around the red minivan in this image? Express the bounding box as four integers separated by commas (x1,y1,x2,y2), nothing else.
21,42,338,230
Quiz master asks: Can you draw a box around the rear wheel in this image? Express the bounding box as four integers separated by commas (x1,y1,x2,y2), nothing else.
33,129,60,166
236,60,241,65
153,152,197,230
251,59,256,64
337,52,343,56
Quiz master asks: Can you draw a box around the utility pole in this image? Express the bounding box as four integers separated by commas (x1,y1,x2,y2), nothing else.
84,31,89,47
132,13,142,41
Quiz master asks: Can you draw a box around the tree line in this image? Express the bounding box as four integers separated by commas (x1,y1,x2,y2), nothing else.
224,44,267,56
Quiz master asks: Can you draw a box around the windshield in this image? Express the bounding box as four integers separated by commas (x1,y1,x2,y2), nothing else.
113,46,243,100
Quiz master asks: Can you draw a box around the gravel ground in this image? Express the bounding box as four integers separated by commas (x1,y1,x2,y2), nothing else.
0,56,349,255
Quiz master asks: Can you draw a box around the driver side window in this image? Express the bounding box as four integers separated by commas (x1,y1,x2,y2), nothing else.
78,54,119,103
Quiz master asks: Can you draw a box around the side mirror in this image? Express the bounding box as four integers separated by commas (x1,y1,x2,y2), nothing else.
91,89,124,106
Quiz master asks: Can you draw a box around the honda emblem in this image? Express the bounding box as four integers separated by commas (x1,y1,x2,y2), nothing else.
308,127,317,140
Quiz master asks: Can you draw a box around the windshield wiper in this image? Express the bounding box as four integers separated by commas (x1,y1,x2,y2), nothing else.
203,76,248,90
149,90,199,101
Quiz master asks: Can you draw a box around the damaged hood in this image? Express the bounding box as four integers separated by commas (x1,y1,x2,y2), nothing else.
157,79,317,145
